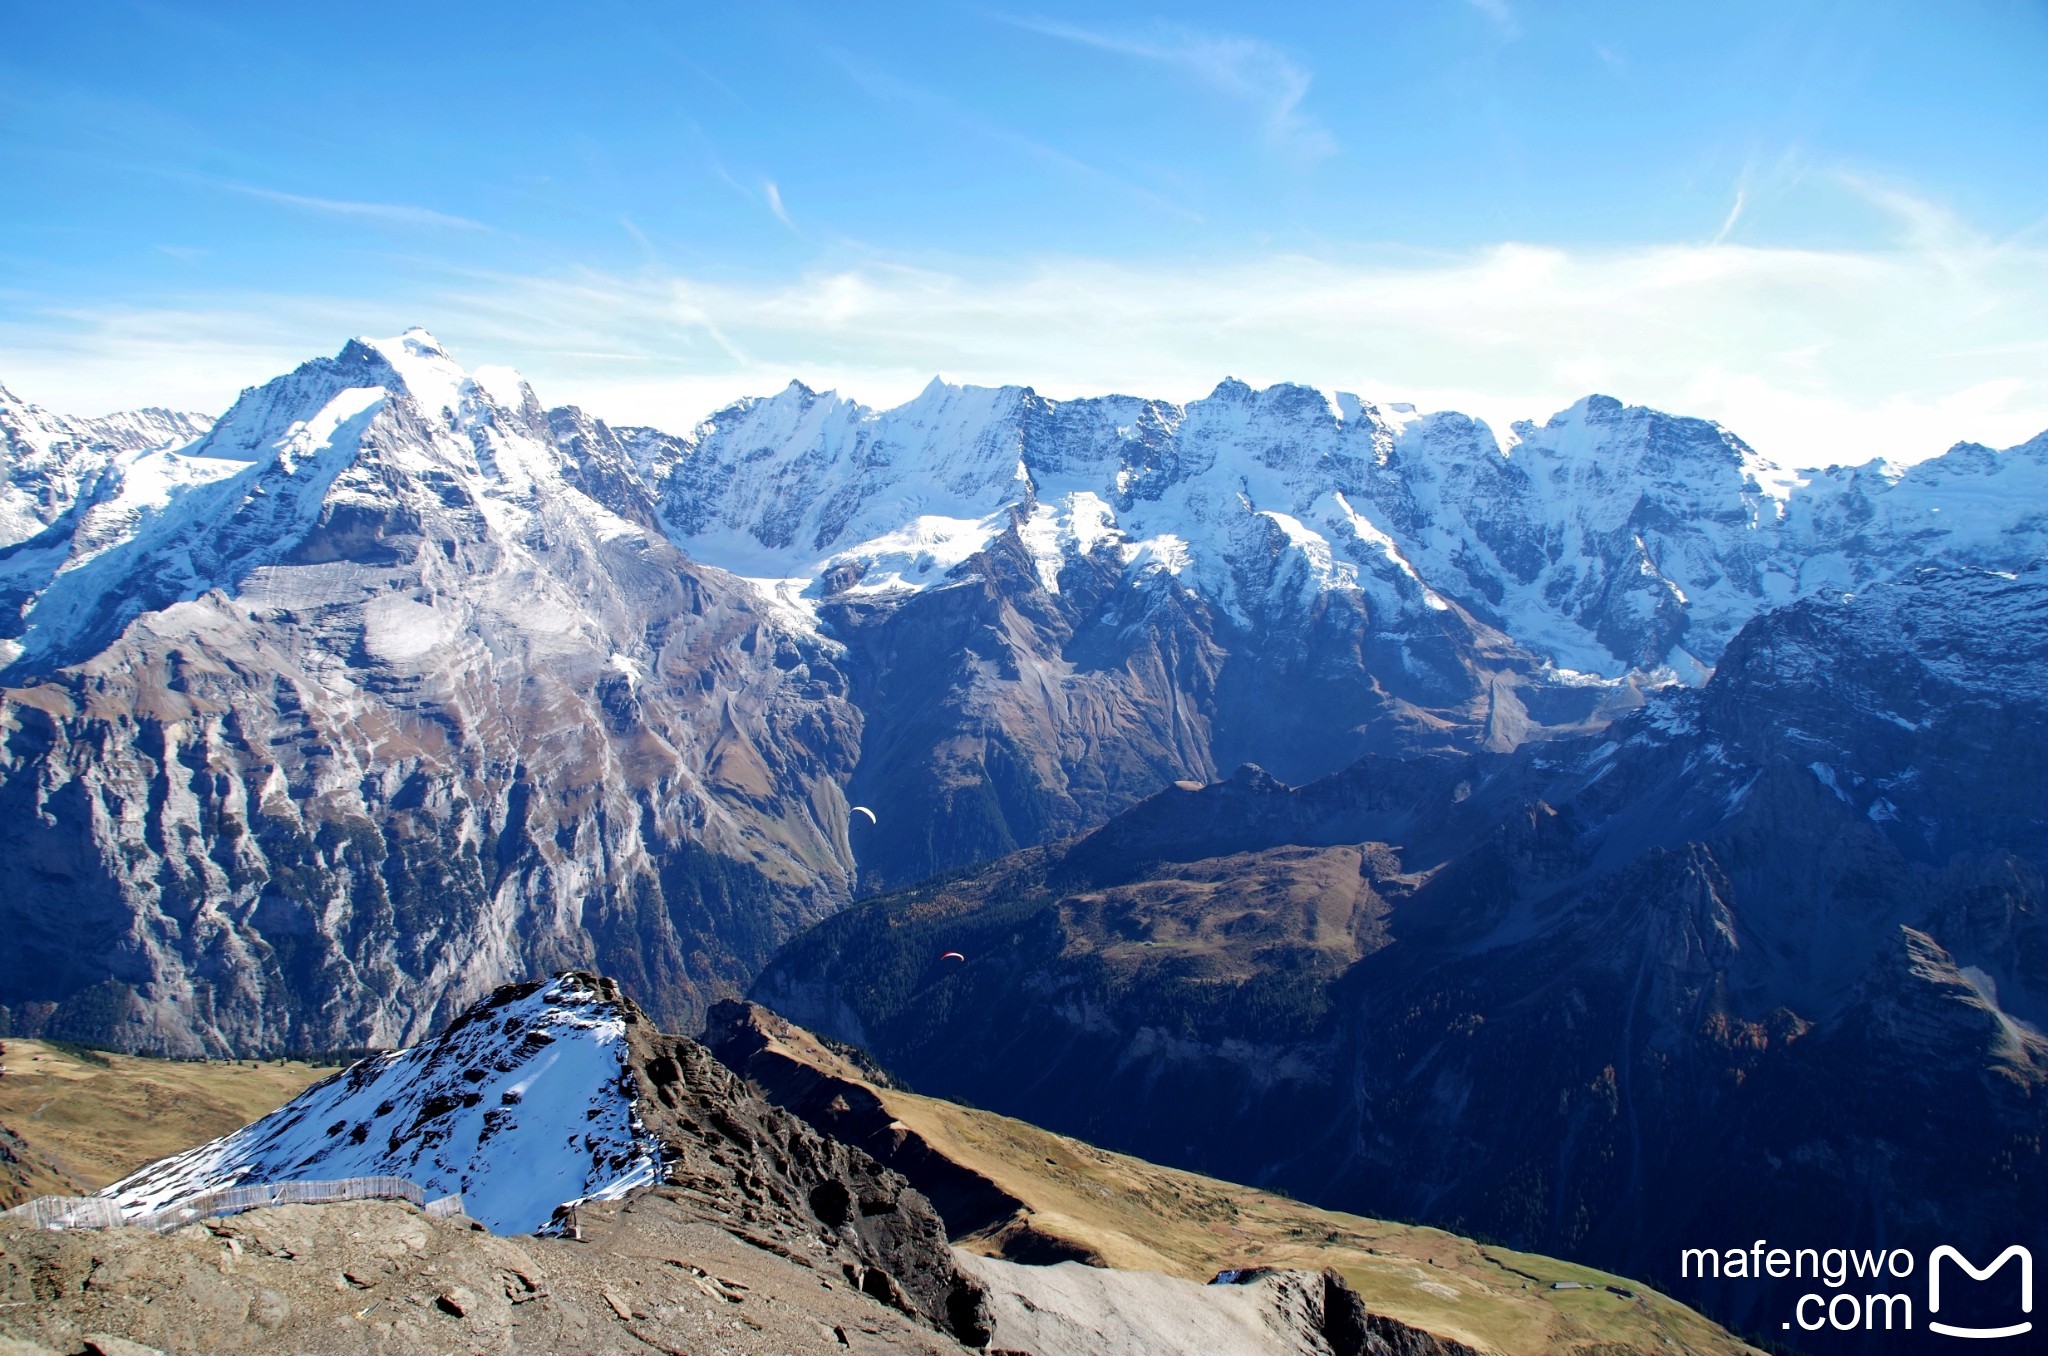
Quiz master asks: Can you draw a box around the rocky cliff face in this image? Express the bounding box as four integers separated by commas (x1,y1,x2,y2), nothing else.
563,375,1641,890
614,376,2048,885
752,566,2048,1346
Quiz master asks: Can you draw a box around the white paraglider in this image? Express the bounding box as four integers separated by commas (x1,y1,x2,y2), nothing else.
851,806,877,825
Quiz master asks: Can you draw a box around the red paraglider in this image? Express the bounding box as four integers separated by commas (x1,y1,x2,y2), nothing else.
939,951,966,962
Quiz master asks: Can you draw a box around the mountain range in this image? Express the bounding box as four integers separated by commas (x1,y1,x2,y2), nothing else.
4,330,2042,1063
5,330,2043,1348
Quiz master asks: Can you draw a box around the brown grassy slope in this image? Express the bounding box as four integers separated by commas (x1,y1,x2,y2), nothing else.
742,1009,1762,1356
0,1039,334,1205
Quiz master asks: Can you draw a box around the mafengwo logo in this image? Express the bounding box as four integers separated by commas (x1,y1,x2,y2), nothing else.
1927,1246,2031,1340
1681,1242,2032,1339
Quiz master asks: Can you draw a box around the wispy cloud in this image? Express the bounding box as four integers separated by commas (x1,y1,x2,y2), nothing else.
995,15,1335,163
1713,185,1747,244
763,180,798,233
1835,170,1974,254
5,192,2043,468
1463,0,1521,40
833,52,1200,222
1710,147,1817,246
221,182,489,231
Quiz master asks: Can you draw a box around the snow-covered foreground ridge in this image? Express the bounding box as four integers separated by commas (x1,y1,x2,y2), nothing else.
101,973,659,1235
4,327,2046,680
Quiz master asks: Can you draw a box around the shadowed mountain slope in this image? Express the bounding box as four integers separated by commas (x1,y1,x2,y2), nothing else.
753,566,2048,1349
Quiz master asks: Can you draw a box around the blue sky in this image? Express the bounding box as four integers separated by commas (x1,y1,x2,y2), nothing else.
3,0,2045,465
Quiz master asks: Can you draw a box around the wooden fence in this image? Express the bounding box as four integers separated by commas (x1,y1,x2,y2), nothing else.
2,1177,464,1232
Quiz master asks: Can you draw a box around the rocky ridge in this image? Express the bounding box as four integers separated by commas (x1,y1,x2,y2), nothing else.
702,999,1737,1356
3,973,1524,1356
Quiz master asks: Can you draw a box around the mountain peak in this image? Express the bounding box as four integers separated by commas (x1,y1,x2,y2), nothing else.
354,328,469,421
391,326,451,358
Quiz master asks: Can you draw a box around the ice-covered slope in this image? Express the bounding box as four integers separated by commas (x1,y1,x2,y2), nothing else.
1413,397,1790,675
103,974,657,1233
1785,429,2048,588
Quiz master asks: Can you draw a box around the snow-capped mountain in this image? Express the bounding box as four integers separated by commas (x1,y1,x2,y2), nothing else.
624,380,2045,680
628,384,1722,675
0,331,863,1053
104,972,659,1233
2,329,2043,1057
0,381,212,550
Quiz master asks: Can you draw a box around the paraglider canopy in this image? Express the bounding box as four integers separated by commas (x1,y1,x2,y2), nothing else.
939,951,966,962
851,805,877,825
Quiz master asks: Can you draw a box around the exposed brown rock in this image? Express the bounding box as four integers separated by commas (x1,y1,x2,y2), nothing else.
0,1197,965,1355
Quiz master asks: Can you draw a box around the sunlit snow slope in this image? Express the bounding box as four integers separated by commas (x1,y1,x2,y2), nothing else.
102,974,658,1234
